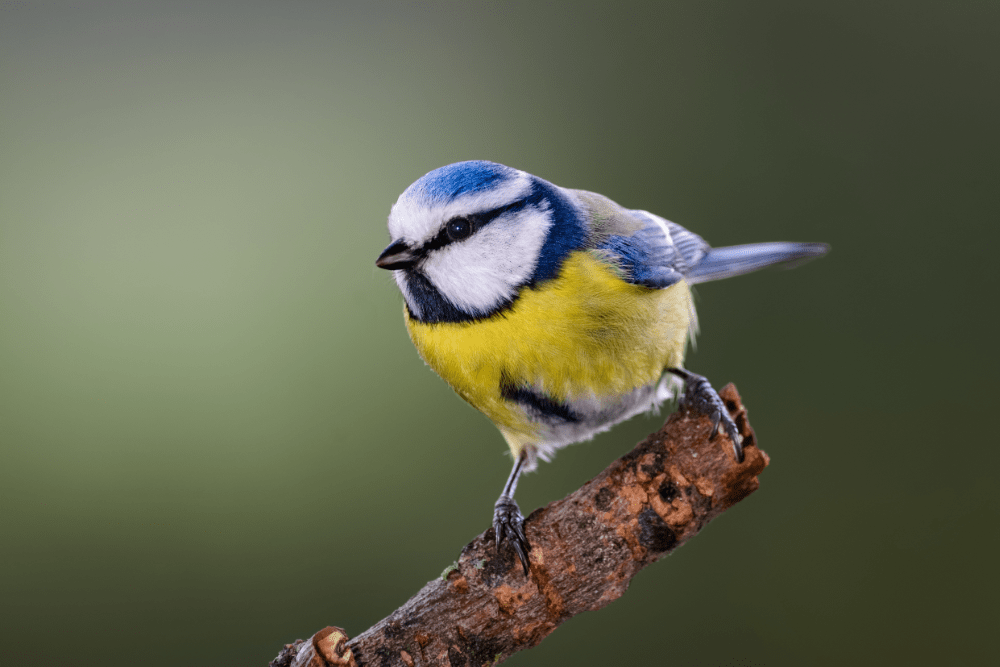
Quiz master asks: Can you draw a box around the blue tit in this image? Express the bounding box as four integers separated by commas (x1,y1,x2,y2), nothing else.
376,160,827,574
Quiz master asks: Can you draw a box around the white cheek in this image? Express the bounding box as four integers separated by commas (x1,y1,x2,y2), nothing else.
421,205,552,314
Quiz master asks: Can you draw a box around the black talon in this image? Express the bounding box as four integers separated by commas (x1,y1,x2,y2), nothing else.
494,495,530,575
709,411,722,441
667,367,744,462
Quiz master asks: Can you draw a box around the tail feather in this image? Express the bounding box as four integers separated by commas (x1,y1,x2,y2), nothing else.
684,242,829,285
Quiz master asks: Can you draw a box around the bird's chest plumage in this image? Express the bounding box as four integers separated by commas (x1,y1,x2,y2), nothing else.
404,251,693,451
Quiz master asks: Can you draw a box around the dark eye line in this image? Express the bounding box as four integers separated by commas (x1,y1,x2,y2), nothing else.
422,220,470,254
416,196,539,258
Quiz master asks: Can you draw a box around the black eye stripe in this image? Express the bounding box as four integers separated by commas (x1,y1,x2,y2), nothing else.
421,221,466,253
418,197,537,255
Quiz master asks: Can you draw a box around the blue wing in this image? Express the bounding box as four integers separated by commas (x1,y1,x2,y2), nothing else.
572,189,827,288
570,189,701,289
593,210,688,288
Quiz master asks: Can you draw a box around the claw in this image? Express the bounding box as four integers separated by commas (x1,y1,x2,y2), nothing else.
667,367,744,462
494,496,530,575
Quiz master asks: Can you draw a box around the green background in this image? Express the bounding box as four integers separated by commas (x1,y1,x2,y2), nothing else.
2,1,996,665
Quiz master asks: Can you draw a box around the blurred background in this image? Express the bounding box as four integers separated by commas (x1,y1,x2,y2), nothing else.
1,1,996,665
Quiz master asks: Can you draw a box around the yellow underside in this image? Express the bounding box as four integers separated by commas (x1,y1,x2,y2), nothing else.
405,250,693,456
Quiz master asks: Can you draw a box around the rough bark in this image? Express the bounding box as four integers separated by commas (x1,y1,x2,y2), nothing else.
272,383,768,667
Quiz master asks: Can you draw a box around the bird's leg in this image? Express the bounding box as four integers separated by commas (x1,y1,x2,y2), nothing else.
493,450,530,575
667,367,744,462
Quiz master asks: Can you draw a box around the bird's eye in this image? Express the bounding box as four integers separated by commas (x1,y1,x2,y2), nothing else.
446,218,472,241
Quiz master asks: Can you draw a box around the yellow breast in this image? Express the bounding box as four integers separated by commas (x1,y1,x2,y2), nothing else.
405,250,693,454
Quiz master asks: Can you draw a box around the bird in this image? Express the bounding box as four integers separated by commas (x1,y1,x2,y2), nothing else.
375,160,827,575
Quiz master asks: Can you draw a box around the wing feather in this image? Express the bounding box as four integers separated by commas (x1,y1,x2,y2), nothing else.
571,190,696,289
570,190,827,287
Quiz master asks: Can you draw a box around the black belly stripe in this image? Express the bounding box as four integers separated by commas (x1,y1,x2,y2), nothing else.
499,371,579,424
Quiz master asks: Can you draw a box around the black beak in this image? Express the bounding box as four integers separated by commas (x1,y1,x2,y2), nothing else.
375,239,418,270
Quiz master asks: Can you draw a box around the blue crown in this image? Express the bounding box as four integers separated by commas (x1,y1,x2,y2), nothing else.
405,160,517,203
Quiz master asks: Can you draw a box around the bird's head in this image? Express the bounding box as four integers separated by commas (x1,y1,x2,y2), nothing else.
376,161,586,323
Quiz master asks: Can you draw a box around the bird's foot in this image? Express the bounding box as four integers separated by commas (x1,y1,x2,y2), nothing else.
667,367,744,462
493,495,530,575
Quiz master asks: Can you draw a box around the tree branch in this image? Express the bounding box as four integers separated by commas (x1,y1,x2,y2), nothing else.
272,383,768,667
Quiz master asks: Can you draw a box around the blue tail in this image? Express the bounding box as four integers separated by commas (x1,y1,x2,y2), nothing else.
684,242,829,285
